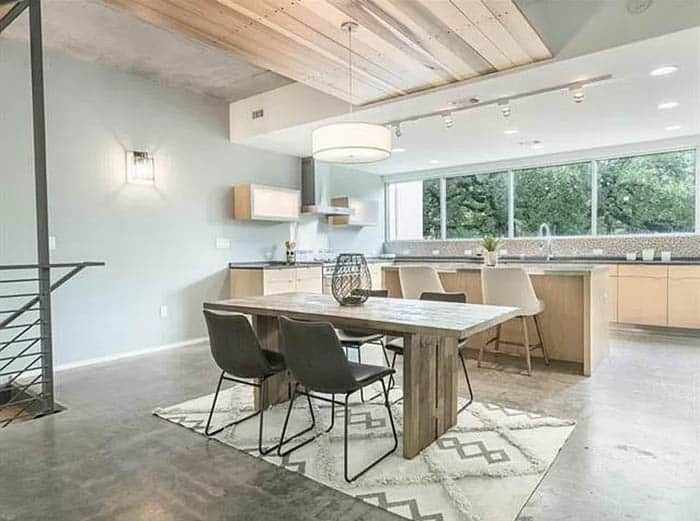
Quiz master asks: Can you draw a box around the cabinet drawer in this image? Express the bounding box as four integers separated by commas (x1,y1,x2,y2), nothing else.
263,269,295,284
668,278,700,328
264,281,294,295
617,276,667,326
295,267,322,280
618,265,668,278
295,278,322,293
668,265,700,280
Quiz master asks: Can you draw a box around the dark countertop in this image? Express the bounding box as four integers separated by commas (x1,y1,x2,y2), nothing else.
229,257,393,270
391,255,700,266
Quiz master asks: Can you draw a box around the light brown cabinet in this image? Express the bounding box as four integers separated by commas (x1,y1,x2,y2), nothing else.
230,266,322,298
329,197,379,226
617,265,668,326
667,266,700,328
233,184,300,222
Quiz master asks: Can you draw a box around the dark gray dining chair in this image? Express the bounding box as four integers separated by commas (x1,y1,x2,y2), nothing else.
385,291,474,412
336,288,391,402
203,311,304,455
277,316,398,483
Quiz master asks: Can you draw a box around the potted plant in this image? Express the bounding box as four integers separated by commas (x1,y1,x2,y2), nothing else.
481,235,500,266
284,240,296,265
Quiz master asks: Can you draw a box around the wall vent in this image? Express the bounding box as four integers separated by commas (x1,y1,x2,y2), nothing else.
252,109,264,120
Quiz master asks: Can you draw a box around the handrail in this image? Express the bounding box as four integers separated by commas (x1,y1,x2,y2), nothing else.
0,261,105,271
0,262,105,329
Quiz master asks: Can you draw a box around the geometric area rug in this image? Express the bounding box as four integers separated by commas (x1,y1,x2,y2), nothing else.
154,384,575,521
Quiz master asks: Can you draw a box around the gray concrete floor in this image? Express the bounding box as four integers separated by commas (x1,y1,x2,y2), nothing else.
1,329,699,521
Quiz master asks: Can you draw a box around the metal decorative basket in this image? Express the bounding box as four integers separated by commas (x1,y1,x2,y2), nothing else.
331,253,372,306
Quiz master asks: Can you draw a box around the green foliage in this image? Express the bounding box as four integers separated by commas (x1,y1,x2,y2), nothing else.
514,162,592,236
446,172,508,238
597,150,695,235
422,179,441,239
417,149,696,240
481,235,500,252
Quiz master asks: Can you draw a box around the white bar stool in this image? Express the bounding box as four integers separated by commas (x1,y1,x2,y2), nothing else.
480,267,550,375
398,265,444,299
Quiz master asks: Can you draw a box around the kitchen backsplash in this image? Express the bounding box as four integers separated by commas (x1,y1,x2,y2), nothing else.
384,235,700,258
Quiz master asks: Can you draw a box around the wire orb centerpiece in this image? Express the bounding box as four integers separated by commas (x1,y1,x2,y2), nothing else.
331,253,372,306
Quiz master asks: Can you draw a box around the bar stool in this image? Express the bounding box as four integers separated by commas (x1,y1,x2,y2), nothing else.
202,311,298,455
398,265,444,299
336,289,391,402
479,267,550,376
277,316,398,483
384,291,474,412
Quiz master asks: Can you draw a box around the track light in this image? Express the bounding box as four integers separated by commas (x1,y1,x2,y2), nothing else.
392,123,402,138
499,101,511,118
570,86,585,103
442,112,454,128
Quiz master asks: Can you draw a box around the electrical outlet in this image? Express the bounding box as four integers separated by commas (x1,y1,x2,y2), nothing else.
463,249,472,256
49,236,56,251
431,249,440,256
160,305,168,318
215,237,231,249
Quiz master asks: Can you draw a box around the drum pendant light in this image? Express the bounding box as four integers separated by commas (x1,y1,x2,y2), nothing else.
312,22,391,164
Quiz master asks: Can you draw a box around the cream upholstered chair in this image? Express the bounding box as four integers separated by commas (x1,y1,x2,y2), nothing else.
480,267,550,375
398,266,444,299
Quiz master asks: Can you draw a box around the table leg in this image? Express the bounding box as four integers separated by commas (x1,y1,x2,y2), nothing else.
252,315,291,409
402,334,458,458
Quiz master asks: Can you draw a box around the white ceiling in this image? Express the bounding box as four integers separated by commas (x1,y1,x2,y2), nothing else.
0,0,292,101
239,27,700,175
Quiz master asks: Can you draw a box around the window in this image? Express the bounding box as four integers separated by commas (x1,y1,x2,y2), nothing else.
514,162,592,237
597,150,696,235
446,171,509,238
386,179,441,240
386,147,697,241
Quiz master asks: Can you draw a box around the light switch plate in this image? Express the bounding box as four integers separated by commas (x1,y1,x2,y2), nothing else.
48,236,56,251
215,238,231,249
160,305,168,318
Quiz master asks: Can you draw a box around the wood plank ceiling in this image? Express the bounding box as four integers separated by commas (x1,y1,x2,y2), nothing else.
106,0,551,104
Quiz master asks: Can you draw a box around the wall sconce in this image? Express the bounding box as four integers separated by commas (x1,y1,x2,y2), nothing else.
126,151,154,184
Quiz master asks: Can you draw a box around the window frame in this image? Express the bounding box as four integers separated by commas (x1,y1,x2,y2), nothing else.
384,142,700,241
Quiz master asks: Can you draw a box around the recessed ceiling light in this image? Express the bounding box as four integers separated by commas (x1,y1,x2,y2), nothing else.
504,129,519,135
665,125,682,131
392,147,406,152
429,160,440,164
650,66,678,77
658,101,680,110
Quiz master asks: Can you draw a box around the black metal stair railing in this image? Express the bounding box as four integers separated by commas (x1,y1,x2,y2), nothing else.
0,261,104,427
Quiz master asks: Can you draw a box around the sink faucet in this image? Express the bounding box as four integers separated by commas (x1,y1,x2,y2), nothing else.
539,223,553,260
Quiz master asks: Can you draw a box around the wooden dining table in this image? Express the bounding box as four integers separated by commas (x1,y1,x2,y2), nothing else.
203,292,518,459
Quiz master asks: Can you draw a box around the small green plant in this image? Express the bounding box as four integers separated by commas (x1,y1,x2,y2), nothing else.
481,235,500,252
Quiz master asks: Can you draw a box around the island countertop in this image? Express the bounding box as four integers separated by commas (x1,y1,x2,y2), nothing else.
382,262,608,275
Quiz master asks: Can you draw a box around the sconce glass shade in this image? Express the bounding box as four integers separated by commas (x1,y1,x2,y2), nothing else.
126,151,155,184
312,122,392,164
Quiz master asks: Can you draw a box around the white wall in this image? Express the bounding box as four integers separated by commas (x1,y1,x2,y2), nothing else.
0,40,384,366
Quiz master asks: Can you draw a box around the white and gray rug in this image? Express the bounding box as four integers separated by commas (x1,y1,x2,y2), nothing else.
154,384,574,521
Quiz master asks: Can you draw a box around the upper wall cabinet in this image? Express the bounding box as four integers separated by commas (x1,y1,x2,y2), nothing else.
233,184,300,222
329,197,378,227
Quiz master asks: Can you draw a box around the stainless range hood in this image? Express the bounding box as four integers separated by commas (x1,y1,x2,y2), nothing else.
301,157,353,216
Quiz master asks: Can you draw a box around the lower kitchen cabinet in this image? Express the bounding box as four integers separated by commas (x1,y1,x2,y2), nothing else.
617,265,668,327
230,266,322,297
667,266,700,328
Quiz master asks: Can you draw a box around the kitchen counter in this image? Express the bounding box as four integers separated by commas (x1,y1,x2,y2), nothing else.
392,255,700,265
229,257,392,270
383,261,609,376
383,262,607,275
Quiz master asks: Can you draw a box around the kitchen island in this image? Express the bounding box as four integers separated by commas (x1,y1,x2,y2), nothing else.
383,262,610,376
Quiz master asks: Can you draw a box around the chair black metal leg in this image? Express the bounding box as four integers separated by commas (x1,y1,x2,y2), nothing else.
344,378,398,483
357,347,365,403
277,386,332,457
205,371,260,437
257,380,284,455
458,349,474,413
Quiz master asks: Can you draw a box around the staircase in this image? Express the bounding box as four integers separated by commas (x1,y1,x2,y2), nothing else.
0,261,104,427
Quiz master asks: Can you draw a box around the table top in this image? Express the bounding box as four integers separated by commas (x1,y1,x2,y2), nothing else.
204,292,518,338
